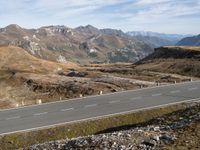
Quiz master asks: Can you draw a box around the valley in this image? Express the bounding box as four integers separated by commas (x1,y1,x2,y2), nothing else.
0,45,199,109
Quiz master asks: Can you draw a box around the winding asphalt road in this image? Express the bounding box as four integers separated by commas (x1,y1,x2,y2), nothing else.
0,81,200,135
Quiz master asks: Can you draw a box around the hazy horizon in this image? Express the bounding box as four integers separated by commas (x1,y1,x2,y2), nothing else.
1,0,200,34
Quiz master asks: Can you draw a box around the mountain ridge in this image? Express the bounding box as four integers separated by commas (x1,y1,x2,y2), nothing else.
176,34,200,46
127,31,191,47
0,24,153,64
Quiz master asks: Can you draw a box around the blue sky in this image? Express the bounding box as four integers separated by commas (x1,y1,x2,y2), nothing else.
0,0,200,34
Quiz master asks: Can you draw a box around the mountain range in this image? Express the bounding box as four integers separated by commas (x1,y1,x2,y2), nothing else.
127,31,191,47
0,24,197,64
176,34,200,46
0,24,153,64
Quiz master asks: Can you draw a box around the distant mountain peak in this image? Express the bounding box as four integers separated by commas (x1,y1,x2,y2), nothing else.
77,24,97,29
40,25,69,30
5,24,23,30
126,31,192,47
75,25,99,34
176,34,200,46
127,31,190,39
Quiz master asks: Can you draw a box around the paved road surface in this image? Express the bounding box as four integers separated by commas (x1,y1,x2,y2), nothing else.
0,81,200,135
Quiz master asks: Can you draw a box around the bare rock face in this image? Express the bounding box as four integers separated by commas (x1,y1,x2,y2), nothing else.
0,24,153,64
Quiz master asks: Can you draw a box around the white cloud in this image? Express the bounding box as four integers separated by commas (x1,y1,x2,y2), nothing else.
128,0,200,22
0,0,199,34
34,0,124,11
135,0,173,5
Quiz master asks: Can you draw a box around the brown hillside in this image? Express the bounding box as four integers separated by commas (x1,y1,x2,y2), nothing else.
136,46,200,77
0,46,78,73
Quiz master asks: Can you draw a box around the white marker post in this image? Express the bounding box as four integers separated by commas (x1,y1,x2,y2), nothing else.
99,91,103,95
21,100,25,106
37,99,42,104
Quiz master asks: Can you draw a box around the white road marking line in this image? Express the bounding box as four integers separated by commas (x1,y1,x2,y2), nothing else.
152,93,162,97
188,87,198,91
170,90,180,94
109,100,120,104
33,112,48,116
6,116,20,120
60,108,74,112
84,104,97,108
131,97,142,100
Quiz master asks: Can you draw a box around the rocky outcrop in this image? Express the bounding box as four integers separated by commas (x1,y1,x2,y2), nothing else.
146,46,200,59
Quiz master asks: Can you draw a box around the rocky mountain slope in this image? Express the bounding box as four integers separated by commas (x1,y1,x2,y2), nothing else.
176,34,200,46
0,24,153,64
127,31,189,47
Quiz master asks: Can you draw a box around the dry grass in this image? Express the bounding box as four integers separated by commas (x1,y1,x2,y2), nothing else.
0,46,78,74
136,46,200,77
0,46,80,108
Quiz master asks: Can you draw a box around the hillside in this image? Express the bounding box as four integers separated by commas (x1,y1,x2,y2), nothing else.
0,24,153,64
176,34,200,46
1,45,194,109
0,46,77,73
0,46,155,109
136,46,200,77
